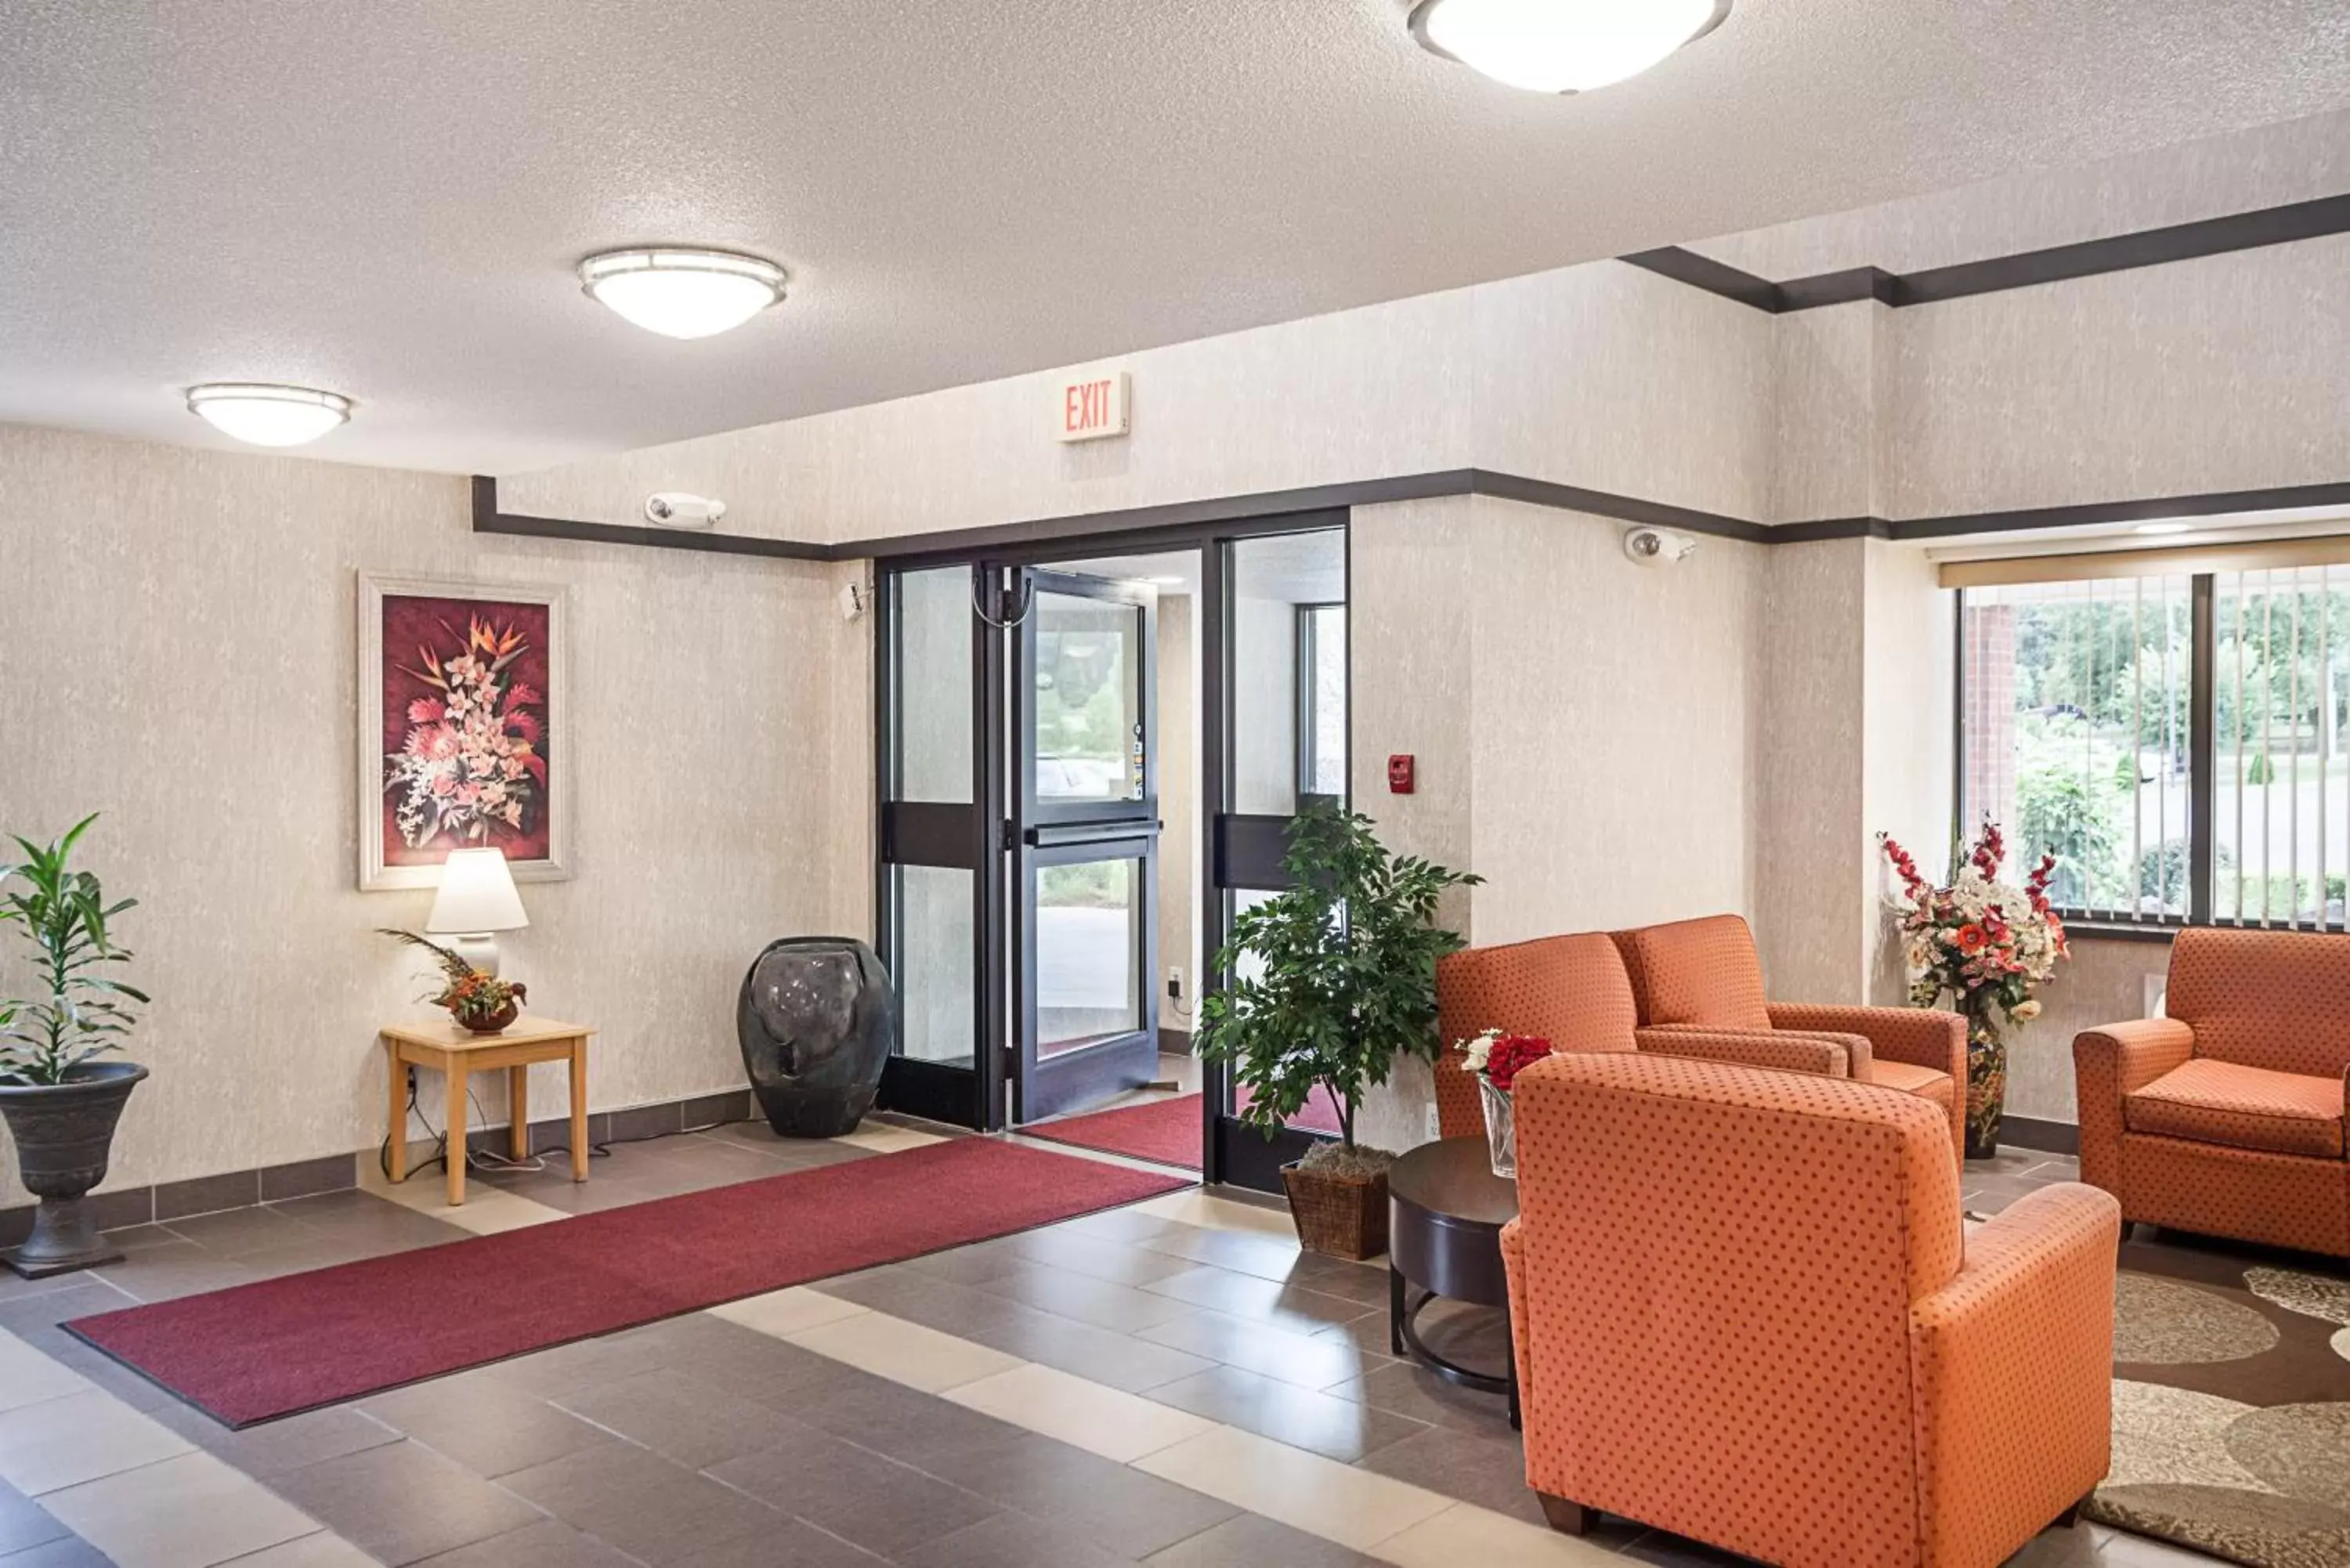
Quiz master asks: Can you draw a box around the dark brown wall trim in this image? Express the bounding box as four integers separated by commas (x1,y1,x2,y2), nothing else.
1886,478,2350,540
473,468,2350,561
1465,469,1769,542
471,475,832,562
849,471,1467,561
1618,246,1781,312
1769,516,1888,544
472,468,1777,563
1625,191,2350,315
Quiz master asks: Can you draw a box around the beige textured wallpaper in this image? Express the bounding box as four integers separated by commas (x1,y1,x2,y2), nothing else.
1466,497,1762,942
2006,934,2171,1123
1753,540,1870,1001
0,425,867,1205
1347,495,1765,1150
1885,232,2350,519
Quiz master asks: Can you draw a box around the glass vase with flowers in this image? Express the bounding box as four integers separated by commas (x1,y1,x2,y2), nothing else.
1455,1029,1554,1177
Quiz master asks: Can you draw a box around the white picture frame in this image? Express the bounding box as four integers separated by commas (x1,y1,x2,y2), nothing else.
358,573,573,891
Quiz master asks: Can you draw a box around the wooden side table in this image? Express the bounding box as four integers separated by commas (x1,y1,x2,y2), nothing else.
381,1016,594,1206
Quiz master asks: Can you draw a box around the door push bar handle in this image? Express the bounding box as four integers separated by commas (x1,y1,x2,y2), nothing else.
1021,819,1165,848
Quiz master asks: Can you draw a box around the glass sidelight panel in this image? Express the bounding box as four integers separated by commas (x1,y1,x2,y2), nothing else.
1230,532,1347,814
1032,589,1146,805
894,864,975,1067
895,568,975,804
1033,854,1147,1058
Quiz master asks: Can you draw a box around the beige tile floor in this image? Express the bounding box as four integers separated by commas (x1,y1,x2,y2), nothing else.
0,1115,2216,1568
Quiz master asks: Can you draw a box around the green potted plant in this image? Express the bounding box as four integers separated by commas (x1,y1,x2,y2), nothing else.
1198,804,1476,1259
0,815,151,1278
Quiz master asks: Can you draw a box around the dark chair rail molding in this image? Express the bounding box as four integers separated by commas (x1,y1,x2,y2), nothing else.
475,468,2350,562
1624,190,2350,315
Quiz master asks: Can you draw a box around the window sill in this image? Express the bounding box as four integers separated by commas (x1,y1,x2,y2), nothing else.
2055,919,2182,944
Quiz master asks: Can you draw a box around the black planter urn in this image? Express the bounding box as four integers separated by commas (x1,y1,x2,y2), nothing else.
0,1061,149,1279
736,937,898,1138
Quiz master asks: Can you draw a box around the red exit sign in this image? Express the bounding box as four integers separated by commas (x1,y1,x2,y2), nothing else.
1054,369,1130,443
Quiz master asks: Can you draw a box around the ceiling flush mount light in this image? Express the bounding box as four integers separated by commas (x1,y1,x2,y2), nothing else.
2134,521,2195,537
578,247,786,339
185,383,352,447
1409,0,1731,94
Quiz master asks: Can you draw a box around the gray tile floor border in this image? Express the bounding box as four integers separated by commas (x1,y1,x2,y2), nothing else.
3,1133,2222,1568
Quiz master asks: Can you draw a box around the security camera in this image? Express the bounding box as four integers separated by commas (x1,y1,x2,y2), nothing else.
645,492,725,528
1624,527,1698,565
837,581,868,622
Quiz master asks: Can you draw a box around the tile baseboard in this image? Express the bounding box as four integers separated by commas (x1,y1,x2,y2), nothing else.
1998,1114,2081,1156
0,1086,765,1248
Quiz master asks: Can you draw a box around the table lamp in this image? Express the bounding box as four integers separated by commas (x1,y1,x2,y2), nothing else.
425,847,529,978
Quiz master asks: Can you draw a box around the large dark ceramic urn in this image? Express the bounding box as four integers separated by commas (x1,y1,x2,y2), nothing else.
735,937,898,1138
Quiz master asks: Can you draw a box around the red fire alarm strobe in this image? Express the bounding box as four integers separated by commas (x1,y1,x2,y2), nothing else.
1387,754,1415,793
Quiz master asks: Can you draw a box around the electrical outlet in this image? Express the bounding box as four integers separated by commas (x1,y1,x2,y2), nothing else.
1423,1103,1441,1143
1166,966,1184,1001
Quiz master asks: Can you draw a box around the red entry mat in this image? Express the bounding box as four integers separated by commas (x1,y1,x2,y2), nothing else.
1023,1086,1344,1170
67,1136,1190,1426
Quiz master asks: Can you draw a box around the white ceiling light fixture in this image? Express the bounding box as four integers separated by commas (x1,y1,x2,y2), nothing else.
2134,521,2196,537
184,383,352,447
578,247,787,339
1408,0,1731,95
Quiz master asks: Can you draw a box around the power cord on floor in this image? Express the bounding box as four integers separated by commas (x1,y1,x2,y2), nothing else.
380,1067,619,1187
375,1072,757,1187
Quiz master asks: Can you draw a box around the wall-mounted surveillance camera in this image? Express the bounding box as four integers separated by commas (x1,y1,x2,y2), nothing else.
1624,527,1698,566
837,581,869,622
645,492,726,529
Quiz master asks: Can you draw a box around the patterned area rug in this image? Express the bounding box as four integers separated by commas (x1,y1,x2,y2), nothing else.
2098,1232,2350,1567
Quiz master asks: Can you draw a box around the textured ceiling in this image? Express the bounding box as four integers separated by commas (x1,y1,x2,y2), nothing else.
3,0,2348,475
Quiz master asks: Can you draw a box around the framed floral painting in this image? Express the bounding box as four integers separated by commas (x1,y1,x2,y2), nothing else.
358,575,572,890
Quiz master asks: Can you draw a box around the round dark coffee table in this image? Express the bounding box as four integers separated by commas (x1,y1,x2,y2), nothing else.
1387,1135,1519,1428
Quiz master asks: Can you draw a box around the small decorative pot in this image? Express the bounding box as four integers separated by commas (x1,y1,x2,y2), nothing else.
1478,1077,1517,1179
454,999,519,1035
0,1061,149,1278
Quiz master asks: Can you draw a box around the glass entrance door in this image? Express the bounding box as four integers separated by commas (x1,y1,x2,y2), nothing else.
1013,571,1162,1121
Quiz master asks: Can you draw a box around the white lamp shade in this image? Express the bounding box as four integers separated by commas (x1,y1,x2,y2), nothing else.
425,848,530,934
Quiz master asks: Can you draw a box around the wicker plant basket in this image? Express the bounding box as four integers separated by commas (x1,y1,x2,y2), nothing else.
1280,1160,1389,1260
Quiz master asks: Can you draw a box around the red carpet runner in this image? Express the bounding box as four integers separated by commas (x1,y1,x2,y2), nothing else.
1023,1087,1343,1169
67,1137,1188,1427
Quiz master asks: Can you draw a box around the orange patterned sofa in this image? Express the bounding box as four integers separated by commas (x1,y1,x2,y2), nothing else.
1611,913,1969,1163
2075,926,2350,1257
1432,931,1863,1139
1501,1052,2117,1568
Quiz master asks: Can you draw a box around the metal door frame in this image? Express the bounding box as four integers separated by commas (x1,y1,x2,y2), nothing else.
873,508,1350,1178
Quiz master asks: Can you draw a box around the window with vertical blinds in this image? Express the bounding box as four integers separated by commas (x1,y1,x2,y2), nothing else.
1959,558,2350,930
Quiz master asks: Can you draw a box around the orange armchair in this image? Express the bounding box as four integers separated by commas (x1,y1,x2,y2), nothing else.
1432,932,1855,1139
1501,1053,2117,1568
1612,913,1968,1162
2075,926,2350,1257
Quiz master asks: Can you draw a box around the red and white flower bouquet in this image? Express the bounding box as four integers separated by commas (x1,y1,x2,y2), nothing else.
1457,1029,1554,1178
1880,822,2070,1156
383,617,548,851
